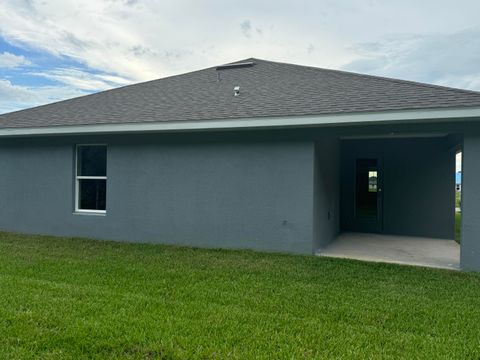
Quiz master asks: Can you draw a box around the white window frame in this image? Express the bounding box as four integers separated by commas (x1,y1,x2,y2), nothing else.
75,144,107,214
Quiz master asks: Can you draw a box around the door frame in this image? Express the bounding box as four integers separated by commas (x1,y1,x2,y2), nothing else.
353,155,384,233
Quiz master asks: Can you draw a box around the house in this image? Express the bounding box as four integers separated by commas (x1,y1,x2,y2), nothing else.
0,58,479,270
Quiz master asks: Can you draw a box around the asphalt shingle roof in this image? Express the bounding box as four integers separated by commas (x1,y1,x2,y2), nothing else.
2,58,480,129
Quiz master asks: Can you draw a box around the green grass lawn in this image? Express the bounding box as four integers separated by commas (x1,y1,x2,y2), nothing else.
456,190,461,208
455,212,462,243
1,232,480,359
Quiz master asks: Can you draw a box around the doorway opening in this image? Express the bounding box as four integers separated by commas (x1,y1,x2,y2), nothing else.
455,151,462,242
354,158,382,232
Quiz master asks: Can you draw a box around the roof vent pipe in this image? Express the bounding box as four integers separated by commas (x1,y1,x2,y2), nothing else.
234,86,240,96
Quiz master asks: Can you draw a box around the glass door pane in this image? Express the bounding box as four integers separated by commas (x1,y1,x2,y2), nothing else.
356,159,378,219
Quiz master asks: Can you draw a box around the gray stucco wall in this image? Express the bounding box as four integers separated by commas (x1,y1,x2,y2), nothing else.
461,132,480,270
340,137,455,239
0,134,316,254
314,137,340,250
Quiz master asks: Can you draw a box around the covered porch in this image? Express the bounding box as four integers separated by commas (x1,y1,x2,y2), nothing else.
314,126,463,269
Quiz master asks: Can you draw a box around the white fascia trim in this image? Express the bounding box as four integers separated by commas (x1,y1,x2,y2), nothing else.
1,106,480,137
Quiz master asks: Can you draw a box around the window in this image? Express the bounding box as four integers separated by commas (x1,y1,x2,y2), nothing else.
368,170,377,192
75,145,107,213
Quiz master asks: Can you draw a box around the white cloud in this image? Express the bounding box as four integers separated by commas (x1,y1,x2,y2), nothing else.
0,79,35,103
343,28,480,91
0,79,87,114
0,0,480,116
0,0,356,82
29,68,133,91
0,51,31,68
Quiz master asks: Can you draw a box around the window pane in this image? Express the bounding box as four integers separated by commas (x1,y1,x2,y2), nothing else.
79,179,106,210
78,145,106,176
368,170,377,192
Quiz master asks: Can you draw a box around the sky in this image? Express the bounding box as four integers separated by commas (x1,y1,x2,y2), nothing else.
0,0,480,116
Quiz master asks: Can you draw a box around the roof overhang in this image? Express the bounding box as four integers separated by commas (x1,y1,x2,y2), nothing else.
0,106,480,137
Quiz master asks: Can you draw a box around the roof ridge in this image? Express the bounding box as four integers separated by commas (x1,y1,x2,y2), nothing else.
251,58,480,96
2,57,480,124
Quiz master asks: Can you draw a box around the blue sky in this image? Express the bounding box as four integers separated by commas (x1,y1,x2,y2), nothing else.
1,0,480,115
0,35,132,114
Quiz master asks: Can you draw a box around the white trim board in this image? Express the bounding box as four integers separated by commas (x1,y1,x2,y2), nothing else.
1,106,480,137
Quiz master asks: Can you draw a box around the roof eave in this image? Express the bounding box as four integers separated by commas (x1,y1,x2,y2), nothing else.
0,106,479,137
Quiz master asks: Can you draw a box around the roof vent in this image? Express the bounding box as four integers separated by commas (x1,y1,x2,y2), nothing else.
216,61,255,71
234,86,240,96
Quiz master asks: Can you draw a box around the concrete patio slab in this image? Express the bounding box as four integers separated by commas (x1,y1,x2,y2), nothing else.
318,232,460,270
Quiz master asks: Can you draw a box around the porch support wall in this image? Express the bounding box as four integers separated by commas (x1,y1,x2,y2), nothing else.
314,137,340,249
461,133,480,270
